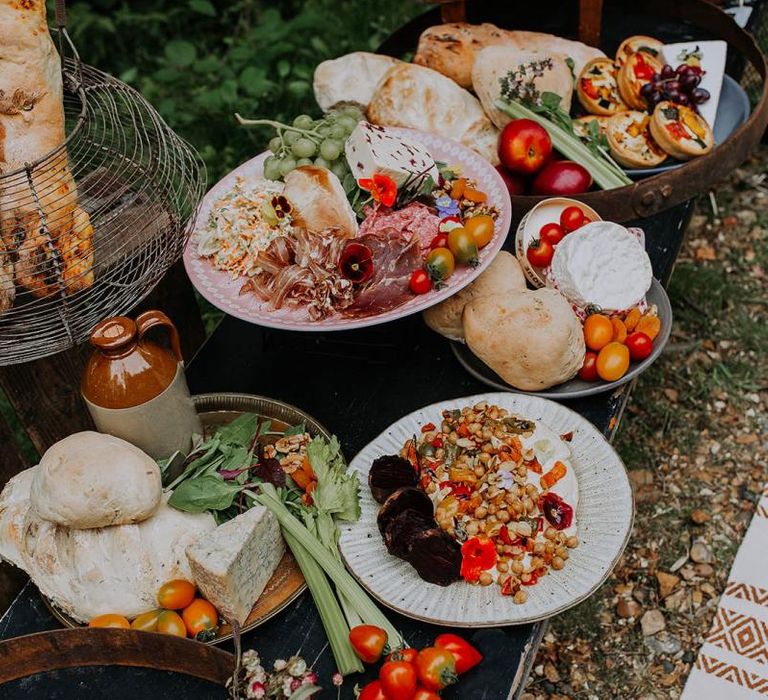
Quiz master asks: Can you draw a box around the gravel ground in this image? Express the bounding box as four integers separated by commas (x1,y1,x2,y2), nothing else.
523,144,768,700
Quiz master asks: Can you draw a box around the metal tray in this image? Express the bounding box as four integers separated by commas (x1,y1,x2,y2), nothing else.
451,278,673,399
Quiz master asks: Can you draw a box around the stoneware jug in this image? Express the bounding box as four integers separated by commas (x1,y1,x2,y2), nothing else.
81,310,202,459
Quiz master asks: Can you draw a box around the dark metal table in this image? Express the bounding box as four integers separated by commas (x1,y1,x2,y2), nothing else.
0,202,692,699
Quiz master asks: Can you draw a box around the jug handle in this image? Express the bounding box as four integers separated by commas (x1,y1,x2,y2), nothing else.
135,310,184,363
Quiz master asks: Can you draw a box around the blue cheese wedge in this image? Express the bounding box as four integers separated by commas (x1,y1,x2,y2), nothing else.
345,121,439,187
186,506,284,625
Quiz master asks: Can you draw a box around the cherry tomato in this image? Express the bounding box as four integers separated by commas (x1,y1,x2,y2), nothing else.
560,205,586,232
386,647,418,665
625,331,653,361
89,614,130,629
539,222,565,246
409,268,432,295
596,342,630,381
464,214,495,249
130,609,162,632
416,647,458,692
379,660,418,700
526,238,554,268
434,633,483,674
578,351,599,381
429,233,449,250
425,247,456,286
182,599,219,640
413,688,442,700
358,680,388,700
156,610,187,638
438,215,463,234
583,314,613,351
447,227,479,266
157,579,196,610
349,624,388,664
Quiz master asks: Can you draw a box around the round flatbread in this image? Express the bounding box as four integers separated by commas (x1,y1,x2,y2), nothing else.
617,51,663,110
606,110,667,168
649,101,714,160
576,58,626,116
615,35,665,67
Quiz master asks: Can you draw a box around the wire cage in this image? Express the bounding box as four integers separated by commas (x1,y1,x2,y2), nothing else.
0,24,205,366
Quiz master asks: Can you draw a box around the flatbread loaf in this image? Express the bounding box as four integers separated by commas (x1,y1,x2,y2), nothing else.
367,62,499,164
0,0,94,304
313,52,400,111
283,166,358,238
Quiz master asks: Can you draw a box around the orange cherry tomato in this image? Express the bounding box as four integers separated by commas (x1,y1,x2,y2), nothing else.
464,215,495,248
156,610,187,638
130,609,162,632
89,614,130,629
611,317,627,343
349,624,388,664
583,314,613,351
182,599,219,639
596,342,630,381
157,579,196,610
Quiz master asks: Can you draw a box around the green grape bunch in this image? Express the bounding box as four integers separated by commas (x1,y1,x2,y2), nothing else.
236,104,365,188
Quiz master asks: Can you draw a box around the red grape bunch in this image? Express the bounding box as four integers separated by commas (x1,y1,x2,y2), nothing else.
641,64,710,111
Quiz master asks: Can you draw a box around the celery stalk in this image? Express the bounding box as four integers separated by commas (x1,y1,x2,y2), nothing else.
283,531,363,675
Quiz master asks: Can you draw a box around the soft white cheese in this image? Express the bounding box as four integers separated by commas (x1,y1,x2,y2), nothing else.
345,121,439,187
186,506,284,625
550,221,652,312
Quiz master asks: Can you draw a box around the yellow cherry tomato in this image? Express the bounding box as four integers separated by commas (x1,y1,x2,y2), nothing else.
583,314,613,351
156,610,188,638
157,579,196,610
182,599,219,639
464,215,495,248
131,609,163,632
447,227,479,266
425,247,456,285
596,342,630,381
89,614,130,629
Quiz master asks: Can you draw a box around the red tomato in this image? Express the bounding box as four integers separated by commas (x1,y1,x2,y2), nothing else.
526,238,554,268
415,647,458,692
386,647,418,665
379,660,418,700
358,680,388,700
349,625,388,664
409,269,431,295
497,119,553,174
434,633,483,674
625,331,653,361
413,688,442,700
578,351,599,381
429,234,449,250
560,206,586,232
539,222,565,246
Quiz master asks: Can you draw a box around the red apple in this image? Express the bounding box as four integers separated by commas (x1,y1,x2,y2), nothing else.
495,165,527,195
531,161,593,196
498,119,553,174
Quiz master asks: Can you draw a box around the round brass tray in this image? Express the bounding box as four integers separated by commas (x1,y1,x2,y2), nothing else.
44,392,333,644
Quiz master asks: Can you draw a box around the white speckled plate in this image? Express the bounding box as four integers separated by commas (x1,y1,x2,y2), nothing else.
338,392,634,626
183,128,511,331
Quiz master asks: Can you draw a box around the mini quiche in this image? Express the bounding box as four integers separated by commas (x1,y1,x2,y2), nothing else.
649,101,714,160
615,35,665,67
606,110,667,168
617,50,663,110
573,114,610,139
577,58,626,115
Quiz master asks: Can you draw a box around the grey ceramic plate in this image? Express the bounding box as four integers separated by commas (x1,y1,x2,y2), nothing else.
624,75,750,178
451,278,673,399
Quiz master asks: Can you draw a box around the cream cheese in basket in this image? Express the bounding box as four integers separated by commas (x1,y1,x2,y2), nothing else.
550,221,652,313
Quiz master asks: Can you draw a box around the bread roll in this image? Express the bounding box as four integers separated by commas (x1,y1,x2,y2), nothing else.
30,431,162,529
283,166,358,238
423,251,526,341
367,62,499,164
0,0,94,302
464,288,584,390
313,52,400,111
473,47,573,130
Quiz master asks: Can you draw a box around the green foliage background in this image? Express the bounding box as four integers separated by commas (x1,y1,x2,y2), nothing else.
59,0,422,182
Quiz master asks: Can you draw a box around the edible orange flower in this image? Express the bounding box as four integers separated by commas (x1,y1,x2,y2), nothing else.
358,173,397,207
460,536,497,582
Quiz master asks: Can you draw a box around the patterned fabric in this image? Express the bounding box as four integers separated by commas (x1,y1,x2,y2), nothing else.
682,486,768,698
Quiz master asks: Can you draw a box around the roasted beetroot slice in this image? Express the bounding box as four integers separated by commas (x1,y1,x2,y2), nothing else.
369,454,418,504
405,527,462,586
377,487,434,536
383,508,436,558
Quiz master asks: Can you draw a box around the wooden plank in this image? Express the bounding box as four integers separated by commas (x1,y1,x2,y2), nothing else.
578,0,604,46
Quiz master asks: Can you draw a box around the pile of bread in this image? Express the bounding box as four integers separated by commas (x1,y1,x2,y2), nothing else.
313,23,605,165
0,431,283,626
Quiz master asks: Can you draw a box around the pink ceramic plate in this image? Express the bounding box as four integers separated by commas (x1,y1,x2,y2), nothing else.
183,128,512,331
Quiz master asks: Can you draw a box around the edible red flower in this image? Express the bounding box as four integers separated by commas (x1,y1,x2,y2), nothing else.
358,173,397,207
460,536,497,582
339,242,374,284
538,492,574,531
